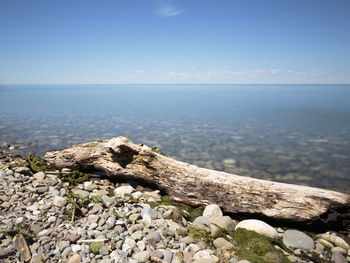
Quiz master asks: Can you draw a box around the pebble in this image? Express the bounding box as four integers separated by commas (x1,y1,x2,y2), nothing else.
235,219,278,239
282,230,315,250
213,237,234,250
67,253,81,263
0,161,344,263
202,204,223,220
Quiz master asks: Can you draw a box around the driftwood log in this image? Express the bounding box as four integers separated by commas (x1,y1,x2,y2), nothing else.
45,136,350,229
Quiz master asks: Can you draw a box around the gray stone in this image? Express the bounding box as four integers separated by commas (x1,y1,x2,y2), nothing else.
99,246,109,255
59,241,70,251
114,186,134,198
146,231,162,246
193,216,212,228
31,254,43,263
88,214,100,224
36,186,49,194
53,196,67,207
106,216,116,230
213,237,233,250
282,230,315,250
72,189,89,198
101,195,115,207
33,172,45,180
212,216,237,231
331,252,347,263
68,253,81,263
71,244,81,253
132,251,150,262
0,247,15,258
203,204,223,220
179,236,195,244
331,247,347,254
235,219,278,239
162,250,173,263
14,167,31,175
131,231,143,240
128,224,144,234
5,169,14,176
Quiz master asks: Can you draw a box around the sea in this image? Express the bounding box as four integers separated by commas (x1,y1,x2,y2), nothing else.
1,84,350,193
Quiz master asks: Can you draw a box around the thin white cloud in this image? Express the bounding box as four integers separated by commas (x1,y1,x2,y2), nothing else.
271,69,281,74
153,0,183,17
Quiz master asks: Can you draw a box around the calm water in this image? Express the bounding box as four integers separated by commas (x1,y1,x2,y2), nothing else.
1,84,350,192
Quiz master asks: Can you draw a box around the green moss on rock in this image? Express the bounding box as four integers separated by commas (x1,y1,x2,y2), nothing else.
26,154,54,172
89,242,103,254
60,170,90,186
232,228,291,263
187,226,213,244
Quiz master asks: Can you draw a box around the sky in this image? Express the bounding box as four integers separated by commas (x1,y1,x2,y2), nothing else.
0,0,349,84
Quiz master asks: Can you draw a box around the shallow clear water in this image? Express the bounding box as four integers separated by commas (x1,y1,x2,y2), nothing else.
1,84,350,192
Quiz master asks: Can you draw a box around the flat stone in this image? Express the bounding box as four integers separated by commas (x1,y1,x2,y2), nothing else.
88,214,100,224
53,196,67,207
146,231,162,246
331,252,347,263
33,172,45,180
193,249,214,261
203,204,223,220
282,230,315,250
67,253,81,263
47,216,56,223
101,195,115,207
13,233,31,262
66,234,80,243
235,219,278,239
179,236,195,244
132,251,150,262
162,250,173,263
71,189,89,198
0,247,15,258
114,186,134,198
99,246,109,255
71,244,81,253
94,189,109,196
331,247,347,255
212,216,237,231
213,237,233,250
58,240,70,251
131,231,143,240
15,167,31,175
193,216,212,228
31,254,43,263
36,186,49,194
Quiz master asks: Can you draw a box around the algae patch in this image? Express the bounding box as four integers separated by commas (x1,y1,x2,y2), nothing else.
60,170,90,186
231,228,291,263
89,241,103,254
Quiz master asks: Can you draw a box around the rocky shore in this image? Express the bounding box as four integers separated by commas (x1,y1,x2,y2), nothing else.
0,151,350,263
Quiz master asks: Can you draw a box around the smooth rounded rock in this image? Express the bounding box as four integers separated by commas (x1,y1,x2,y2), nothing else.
282,230,315,250
114,186,134,198
132,251,150,262
203,204,223,220
212,216,237,231
68,253,81,263
235,219,278,239
53,196,67,207
213,237,233,250
331,252,347,263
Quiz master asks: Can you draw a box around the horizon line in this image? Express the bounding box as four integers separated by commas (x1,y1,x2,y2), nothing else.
1,83,349,85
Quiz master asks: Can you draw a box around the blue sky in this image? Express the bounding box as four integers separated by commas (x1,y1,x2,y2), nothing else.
0,0,349,84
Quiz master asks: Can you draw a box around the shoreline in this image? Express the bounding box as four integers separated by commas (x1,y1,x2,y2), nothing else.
1,148,350,262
